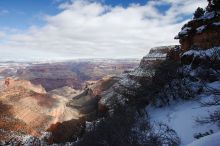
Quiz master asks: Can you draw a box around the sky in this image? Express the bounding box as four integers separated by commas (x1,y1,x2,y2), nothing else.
0,0,207,61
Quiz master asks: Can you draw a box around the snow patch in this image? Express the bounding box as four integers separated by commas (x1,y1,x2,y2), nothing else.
179,27,191,36
144,53,167,60
148,97,220,146
118,76,140,88
196,25,206,33
187,131,220,146
213,21,220,26
207,81,220,90
182,47,220,60
129,67,154,77
200,11,218,20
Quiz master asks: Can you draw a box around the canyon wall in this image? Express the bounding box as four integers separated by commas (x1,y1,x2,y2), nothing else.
176,11,220,51
98,45,180,112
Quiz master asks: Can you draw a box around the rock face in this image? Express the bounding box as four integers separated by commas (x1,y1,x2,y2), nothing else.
4,77,46,94
181,47,220,81
67,76,119,117
98,45,180,112
49,86,80,100
17,64,81,91
175,11,220,51
0,79,81,142
175,9,220,82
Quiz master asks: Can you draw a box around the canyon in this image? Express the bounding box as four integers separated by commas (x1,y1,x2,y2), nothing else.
0,59,139,143
0,59,139,91
0,1,220,146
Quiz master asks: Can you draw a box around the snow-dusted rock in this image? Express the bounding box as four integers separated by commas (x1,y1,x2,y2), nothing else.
175,10,220,51
177,27,192,38
99,46,178,111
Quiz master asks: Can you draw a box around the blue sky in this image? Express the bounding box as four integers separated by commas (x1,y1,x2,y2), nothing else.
0,0,170,29
0,0,60,29
0,0,207,61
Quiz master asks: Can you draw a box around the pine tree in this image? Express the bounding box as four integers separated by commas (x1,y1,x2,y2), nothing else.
193,7,205,19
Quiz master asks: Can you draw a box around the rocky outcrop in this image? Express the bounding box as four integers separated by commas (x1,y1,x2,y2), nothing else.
175,11,220,51
98,45,180,112
67,76,119,117
175,9,220,82
181,46,220,82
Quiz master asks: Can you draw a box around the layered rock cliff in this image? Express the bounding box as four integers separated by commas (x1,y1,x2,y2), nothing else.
175,8,220,82
15,61,139,91
175,11,220,51
98,45,180,112
0,78,81,142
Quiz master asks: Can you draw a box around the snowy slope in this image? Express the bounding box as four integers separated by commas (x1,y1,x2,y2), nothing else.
187,131,220,146
148,95,220,146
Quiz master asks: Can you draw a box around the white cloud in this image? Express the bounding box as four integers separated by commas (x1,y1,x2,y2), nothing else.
0,0,207,61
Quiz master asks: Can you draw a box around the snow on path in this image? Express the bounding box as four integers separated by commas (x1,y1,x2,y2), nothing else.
148,97,220,146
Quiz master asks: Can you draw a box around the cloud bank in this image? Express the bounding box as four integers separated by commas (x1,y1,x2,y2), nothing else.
0,0,207,61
